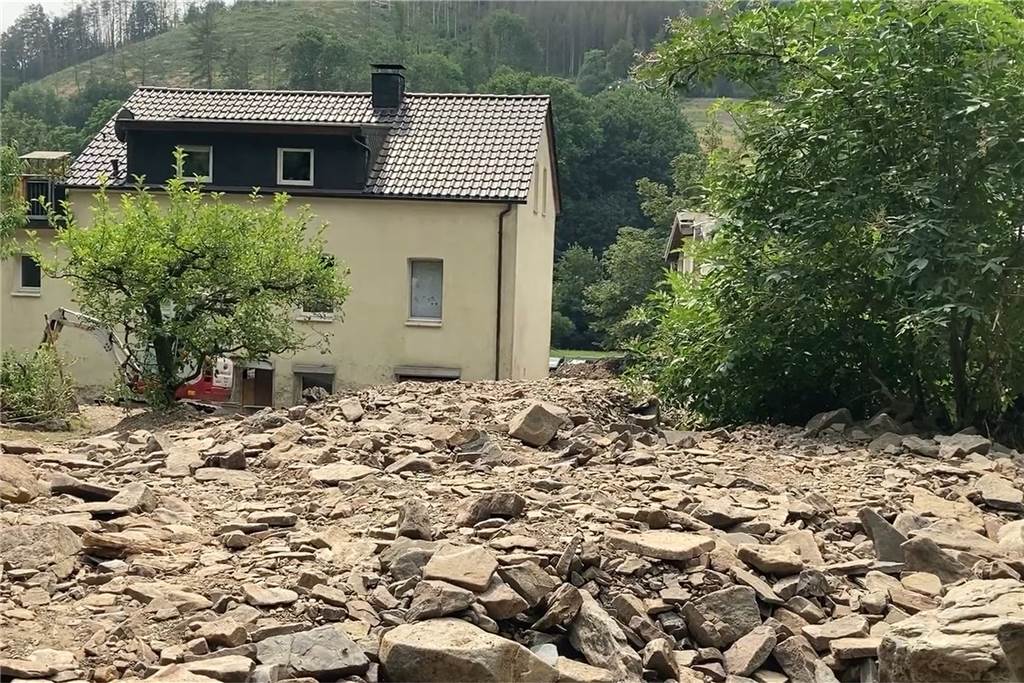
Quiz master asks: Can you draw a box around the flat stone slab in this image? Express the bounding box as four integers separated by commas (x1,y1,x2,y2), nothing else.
604,530,715,561
309,462,377,484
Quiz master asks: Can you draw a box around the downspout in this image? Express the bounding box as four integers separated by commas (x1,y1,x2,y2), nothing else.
495,202,513,380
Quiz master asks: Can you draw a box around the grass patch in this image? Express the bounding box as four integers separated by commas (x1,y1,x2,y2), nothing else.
680,97,743,148
551,348,624,359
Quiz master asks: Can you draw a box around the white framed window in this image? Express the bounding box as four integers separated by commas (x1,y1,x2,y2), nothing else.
180,145,212,182
409,259,442,323
277,148,314,186
17,254,41,294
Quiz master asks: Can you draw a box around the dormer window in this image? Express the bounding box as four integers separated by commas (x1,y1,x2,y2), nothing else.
180,145,212,182
278,148,314,186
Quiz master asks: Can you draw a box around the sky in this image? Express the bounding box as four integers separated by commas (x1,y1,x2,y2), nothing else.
1,1,71,32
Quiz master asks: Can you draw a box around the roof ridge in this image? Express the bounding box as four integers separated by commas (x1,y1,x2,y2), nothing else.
134,85,549,100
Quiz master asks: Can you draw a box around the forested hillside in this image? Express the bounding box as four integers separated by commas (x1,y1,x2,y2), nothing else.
4,0,718,94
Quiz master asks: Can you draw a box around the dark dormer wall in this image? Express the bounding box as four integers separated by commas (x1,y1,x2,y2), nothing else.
124,129,369,190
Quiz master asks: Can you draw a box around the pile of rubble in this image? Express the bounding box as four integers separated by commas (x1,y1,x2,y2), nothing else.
1,378,1023,683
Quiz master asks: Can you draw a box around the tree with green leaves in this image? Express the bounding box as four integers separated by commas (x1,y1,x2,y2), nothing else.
551,244,603,348
583,227,665,348
187,2,222,88
287,27,352,91
635,0,1024,434
1,145,27,256
41,150,350,405
576,49,611,95
405,52,466,93
223,43,254,89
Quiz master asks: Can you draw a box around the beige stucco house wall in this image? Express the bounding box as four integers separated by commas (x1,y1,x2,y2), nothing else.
1,130,556,405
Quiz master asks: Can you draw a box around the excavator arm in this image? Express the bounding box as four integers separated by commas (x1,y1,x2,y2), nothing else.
42,308,144,386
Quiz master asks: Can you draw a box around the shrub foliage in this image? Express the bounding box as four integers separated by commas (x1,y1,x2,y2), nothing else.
633,0,1024,434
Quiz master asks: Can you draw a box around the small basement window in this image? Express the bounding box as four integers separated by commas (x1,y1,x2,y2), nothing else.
293,364,335,403
409,259,442,322
19,255,41,292
278,148,314,186
180,145,212,182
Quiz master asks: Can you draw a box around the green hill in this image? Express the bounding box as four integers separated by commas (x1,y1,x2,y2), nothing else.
38,2,390,96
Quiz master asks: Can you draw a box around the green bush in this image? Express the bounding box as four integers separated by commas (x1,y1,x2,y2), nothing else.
634,0,1024,432
0,345,76,424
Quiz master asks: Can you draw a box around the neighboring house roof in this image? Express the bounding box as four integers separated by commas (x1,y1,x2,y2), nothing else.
664,210,719,262
67,86,556,206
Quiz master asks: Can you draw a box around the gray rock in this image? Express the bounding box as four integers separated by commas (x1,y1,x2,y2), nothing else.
498,562,560,608
682,586,761,649
242,584,298,607
902,436,939,458
380,618,558,682
879,579,1024,682
109,482,158,512
338,398,364,422
180,655,254,682
406,580,475,621
455,491,527,526
422,544,497,591
901,537,972,584
866,413,901,436
47,472,119,500
478,575,529,619
533,583,583,630
604,530,715,561
308,462,376,484
256,625,369,679
568,591,643,681
936,432,991,458
804,409,852,437
508,402,567,447
724,625,776,676
869,432,904,452
0,454,46,502
737,544,804,575
976,474,1023,511
802,615,869,652
0,522,81,571
397,499,433,540
858,507,907,562
773,636,840,683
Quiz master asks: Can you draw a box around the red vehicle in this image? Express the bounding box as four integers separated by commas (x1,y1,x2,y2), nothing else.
42,308,233,403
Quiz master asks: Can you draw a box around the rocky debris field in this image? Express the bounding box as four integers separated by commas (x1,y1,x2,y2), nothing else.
1,379,1024,683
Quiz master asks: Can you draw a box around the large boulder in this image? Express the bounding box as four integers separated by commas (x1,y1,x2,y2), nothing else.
0,454,46,502
0,522,81,572
682,586,761,649
804,408,852,437
380,618,558,682
568,591,643,681
256,624,368,680
508,402,567,447
879,579,1024,682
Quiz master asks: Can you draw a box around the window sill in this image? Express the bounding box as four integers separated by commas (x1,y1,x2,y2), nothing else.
278,180,314,187
294,312,335,323
406,318,442,328
11,289,41,298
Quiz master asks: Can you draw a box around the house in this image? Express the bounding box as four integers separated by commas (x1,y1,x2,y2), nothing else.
664,210,718,274
1,64,559,406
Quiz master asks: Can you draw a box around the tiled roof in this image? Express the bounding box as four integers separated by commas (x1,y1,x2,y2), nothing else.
67,86,552,203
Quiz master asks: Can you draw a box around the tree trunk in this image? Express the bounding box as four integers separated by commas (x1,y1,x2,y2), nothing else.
948,317,974,429
145,301,179,405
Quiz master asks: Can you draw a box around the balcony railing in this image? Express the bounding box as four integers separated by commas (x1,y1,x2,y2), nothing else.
22,175,65,223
